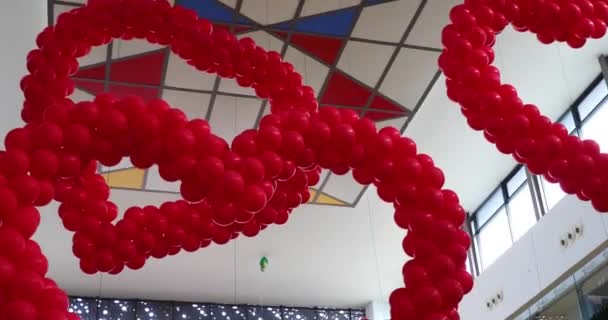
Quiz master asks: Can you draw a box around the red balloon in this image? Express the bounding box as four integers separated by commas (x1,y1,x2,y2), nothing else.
0,256,17,284
223,171,245,196
4,128,31,151
241,158,265,184
32,122,64,149
257,207,278,225
3,300,38,320
257,125,282,150
212,202,238,226
438,278,465,306
1,149,30,176
126,255,146,270
454,269,474,294
0,228,26,258
242,221,261,237
275,209,289,225
29,150,59,179
239,185,267,213
403,260,431,288
33,180,54,207
10,175,40,205
4,206,40,238
413,286,443,311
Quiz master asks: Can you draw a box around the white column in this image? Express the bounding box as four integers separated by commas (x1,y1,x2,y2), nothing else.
0,0,47,137
365,300,390,320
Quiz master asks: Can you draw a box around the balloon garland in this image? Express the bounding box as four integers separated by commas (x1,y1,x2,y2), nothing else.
1,0,475,319
440,0,608,213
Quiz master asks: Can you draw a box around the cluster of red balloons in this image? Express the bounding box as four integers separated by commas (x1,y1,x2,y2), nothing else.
0,0,475,319
439,0,608,212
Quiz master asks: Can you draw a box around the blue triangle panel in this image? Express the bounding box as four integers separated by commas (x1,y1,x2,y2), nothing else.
273,8,357,37
179,0,237,24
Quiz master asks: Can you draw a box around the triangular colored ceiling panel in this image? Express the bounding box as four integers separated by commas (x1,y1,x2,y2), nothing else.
370,94,408,113
179,0,252,24
105,168,145,190
307,188,348,206
234,25,254,33
74,63,105,80
74,79,105,97
274,31,343,65
272,8,357,37
320,71,371,106
316,191,348,206
364,0,396,5
108,84,160,102
363,95,408,122
109,51,166,86
364,111,405,122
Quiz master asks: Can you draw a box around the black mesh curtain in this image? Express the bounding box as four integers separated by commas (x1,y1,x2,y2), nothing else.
68,297,366,320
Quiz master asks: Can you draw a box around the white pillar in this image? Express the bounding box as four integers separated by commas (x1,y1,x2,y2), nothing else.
365,300,390,320
0,0,47,137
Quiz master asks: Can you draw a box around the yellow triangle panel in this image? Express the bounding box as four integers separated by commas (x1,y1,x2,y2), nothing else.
306,188,348,206
106,168,145,190
316,192,348,206
307,188,318,203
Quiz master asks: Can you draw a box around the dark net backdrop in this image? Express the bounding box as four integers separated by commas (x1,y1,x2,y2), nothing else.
68,297,366,320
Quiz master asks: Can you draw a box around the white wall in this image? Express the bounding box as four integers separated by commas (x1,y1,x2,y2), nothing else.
0,0,46,138
459,194,608,320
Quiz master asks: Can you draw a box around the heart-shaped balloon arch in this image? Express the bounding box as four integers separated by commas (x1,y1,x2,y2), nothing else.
1,0,607,319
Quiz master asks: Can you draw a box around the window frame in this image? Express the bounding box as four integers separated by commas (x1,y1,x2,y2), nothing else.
466,74,608,276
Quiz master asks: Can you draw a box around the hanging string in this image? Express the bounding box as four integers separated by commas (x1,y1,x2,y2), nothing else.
365,193,385,301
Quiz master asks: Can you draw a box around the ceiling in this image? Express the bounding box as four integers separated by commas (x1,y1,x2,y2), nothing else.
1,0,607,310
50,0,446,208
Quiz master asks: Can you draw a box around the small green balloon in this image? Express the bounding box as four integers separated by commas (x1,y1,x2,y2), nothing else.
259,256,269,272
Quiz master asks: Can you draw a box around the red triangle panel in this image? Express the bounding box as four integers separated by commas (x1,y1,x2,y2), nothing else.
108,84,160,102
110,51,166,86
74,63,106,80
74,79,105,96
320,71,371,107
274,31,343,65
370,95,407,113
365,95,408,122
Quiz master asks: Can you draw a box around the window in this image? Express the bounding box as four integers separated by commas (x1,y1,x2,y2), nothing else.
581,97,608,150
467,75,608,275
478,208,512,269
532,290,583,320
470,166,539,271
540,176,568,211
68,298,365,320
508,184,537,241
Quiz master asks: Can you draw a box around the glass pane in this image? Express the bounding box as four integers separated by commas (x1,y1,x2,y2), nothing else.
478,208,512,270
532,290,582,320
327,310,350,320
579,81,608,121
581,263,608,319
98,299,136,320
507,167,527,196
212,305,248,320
542,176,568,212
249,305,284,320
350,310,365,320
173,303,211,320
508,185,537,241
283,308,315,320
69,297,98,320
137,301,172,320
476,189,505,228
559,111,578,135
582,99,608,151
